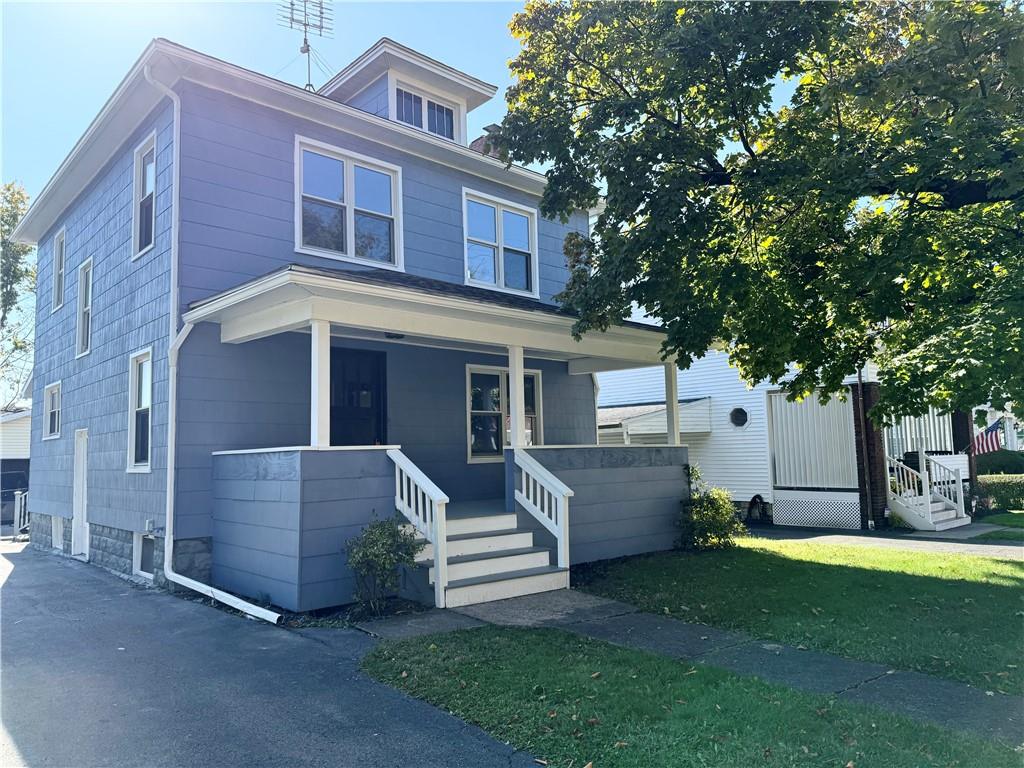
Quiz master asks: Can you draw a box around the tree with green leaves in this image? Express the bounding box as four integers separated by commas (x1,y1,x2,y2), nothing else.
497,0,1023,422
1,182,35,408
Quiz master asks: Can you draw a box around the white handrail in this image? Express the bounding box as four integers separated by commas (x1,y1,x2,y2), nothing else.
14,491,29,534
513,448,573,569
886,455,928,518
386,448,450,608
926,456,966,518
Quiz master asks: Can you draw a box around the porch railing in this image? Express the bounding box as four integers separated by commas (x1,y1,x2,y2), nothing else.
14,491,29,534
513,448,573,569
386,449,450,608
886,455,928,519
926,455,966,518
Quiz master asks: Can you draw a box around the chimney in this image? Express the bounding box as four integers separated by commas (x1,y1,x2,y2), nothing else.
470,124,502,159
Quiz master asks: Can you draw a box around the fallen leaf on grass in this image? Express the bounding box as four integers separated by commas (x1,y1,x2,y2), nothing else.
590,671,601,679
613,741,628,748
586,717,601,726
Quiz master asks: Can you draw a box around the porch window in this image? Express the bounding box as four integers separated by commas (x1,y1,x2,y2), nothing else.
133,133,157,257
76,259,93,357
128,349,152,471
297,138,402,269
43,382,61,439
467,365,542,462
52,229,66,311
463,190,537,297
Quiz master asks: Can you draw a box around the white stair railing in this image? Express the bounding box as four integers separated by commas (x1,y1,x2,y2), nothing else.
513,448,573,569
14,491,29,534
926,456,967,518
387,449,450,608
886,455,929,521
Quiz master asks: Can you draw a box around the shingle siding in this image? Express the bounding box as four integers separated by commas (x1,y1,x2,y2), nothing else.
345,74,390,117
29,100,174,533
176,81,584,313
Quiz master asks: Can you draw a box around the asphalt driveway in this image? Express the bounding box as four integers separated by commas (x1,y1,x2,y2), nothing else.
0,542,531,767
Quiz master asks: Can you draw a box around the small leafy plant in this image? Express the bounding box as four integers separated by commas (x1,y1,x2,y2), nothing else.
678,465,747,551
346,515,424,617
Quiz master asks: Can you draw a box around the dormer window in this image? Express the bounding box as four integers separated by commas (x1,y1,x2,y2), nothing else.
394,85,457,141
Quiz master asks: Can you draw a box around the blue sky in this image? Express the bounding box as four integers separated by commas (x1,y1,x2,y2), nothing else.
2,1,526,200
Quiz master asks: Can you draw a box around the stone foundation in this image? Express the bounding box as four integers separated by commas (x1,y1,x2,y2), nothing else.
29,512,53,550
89,523,135,574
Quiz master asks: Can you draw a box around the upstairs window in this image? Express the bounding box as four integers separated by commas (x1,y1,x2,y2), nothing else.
395,86,457,142
133,133,156,257
463,190,537,297
395,88,422,128
52,229,66,311
43,382,61,439
297,138,402,269
76,259,93,357
128,349,152,471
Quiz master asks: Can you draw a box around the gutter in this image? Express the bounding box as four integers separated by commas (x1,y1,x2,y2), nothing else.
144,65,280,624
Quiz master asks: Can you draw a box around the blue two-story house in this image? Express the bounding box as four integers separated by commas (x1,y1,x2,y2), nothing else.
15,38,688,621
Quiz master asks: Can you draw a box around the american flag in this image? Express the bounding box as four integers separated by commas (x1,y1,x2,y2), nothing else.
971,418,1003,455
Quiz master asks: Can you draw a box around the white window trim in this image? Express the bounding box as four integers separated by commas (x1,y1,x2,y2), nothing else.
465,363,543,464
131,132,157,260
462,188,540,300
132,532,156,579
293,135,405,271
127,347,153,473
389,74,465,144
42,381,61,440
51,228,66,313
75,258,93,359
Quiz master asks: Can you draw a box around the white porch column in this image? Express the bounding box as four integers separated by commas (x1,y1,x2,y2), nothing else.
310,319,331,448
665,362,680,445
508,345,527,448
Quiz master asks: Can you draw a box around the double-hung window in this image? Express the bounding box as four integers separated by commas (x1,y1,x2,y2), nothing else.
467,365,542,462
52,230,66,311
133,133,157,257
128,349,152,471
76,259,93,357
43,382,61,439
297,139,402,268
395,86,456,141
464,191,537,296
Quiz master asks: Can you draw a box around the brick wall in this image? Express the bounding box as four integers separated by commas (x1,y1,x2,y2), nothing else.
851,383,887,529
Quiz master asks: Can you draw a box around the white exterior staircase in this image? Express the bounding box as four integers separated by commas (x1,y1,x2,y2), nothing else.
389,448,572,609
886,446,971,531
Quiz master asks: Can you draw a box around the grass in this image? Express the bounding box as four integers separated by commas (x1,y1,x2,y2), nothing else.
973,529,1024,543
574,538,1024,694
364,627,1020,768
981,511,1024,528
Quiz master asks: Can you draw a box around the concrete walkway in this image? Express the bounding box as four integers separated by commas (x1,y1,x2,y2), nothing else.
444,590,1023,744
751,526,1023,559
0,542,534,768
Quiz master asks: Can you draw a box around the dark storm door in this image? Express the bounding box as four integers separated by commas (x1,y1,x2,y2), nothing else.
330,348,387,446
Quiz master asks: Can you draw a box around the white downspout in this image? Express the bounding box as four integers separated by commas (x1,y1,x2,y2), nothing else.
145,65,280,624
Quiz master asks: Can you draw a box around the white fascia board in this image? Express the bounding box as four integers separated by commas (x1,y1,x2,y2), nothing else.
14,38,543,245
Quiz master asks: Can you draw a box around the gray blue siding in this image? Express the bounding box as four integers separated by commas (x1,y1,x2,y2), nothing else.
211,448,394,611
29,101,174,533
517,446,690,563
345,74,389,117
176,80,584,312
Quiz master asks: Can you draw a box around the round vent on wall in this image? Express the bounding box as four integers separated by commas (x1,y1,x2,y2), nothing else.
729,407,749,427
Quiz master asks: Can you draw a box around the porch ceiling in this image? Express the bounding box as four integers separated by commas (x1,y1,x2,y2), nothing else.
182,265,669,370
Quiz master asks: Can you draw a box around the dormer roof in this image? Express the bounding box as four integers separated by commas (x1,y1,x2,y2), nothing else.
318,37,497,111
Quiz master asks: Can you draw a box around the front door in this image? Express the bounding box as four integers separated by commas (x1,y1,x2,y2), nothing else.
72,428,89,559
331,348,387,446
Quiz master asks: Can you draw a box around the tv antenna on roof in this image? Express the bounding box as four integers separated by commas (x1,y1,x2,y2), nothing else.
278,0,334,91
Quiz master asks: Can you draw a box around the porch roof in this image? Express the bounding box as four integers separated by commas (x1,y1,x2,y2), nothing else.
182,265,669,371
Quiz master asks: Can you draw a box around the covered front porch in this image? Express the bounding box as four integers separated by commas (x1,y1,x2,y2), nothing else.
181,266,691,611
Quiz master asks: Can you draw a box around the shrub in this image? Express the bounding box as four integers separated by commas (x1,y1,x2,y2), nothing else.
976,474,1024,512
346,516,424,617
976,450,1024,475
679,465,747,551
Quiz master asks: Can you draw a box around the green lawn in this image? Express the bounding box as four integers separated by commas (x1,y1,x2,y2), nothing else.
574,538,1024,694
973,529,1024,543
981,511,1024,528
364,627,1019,768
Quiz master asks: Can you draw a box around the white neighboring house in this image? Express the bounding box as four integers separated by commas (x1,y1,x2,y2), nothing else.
1,408,31,525
598,350,976,532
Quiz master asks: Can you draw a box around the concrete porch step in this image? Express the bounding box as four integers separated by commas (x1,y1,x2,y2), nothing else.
444,566,569,608
425,546,551,583
932,516,973,531
931,508,960,523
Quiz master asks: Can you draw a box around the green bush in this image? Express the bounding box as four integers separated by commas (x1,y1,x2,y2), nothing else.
976,474,1024,511
346,516,424,617
976,450,1024,475
679,466,747,551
